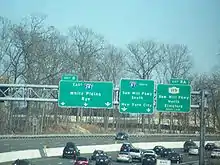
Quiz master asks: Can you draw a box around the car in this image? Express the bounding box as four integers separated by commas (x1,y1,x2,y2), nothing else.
116,151,132,163
95,154,112,165
183,140,197,152
188,146,199,155
62,142,80,159
153,146,165,156
129,148,143,162
211,148,220,158
160,148,175,157
205,143,217,151
142,154,157,165
91,150,105,160
74,157,89,165
115,132,128,140
142,149,158,158
120,142,135,152
167,152,183,164
12,159,33,165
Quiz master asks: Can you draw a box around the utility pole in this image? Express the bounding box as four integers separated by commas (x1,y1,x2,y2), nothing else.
199,90,206,165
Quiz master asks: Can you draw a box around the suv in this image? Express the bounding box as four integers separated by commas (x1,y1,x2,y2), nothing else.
62,142,80,159
129,148,143,162
115,132,128,140
120,142,135,152
183,140,197,152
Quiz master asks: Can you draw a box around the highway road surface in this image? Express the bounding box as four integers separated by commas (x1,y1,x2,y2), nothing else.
2,151,220,165
0,135,219,153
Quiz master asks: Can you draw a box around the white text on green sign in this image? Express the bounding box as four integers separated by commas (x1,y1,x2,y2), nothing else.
119,79,154,114
156,84,191,113
62,74,78,81
58,81,113,108
170,78,189,85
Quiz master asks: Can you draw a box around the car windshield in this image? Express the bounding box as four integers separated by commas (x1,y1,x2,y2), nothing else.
169,153,179,157
77,157,87,161
144,150,154,153
190,146,198,149
144,154,156,159
119,152,128,155
186,141,196,146
117,132,124,136
130,149,139,152
98,156,108,159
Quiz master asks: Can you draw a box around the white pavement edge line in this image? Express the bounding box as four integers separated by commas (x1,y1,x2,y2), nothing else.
0,149,41,163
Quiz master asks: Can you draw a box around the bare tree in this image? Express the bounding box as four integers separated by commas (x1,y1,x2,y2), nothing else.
68,26,105,81
0,16,12,77
68,26,105,122
159,44,192,133
96,45,125,131
126,40,164,132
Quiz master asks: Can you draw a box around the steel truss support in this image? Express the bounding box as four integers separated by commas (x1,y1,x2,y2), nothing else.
0,84,203,108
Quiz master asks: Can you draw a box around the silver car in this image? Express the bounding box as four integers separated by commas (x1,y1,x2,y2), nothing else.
116,151,132,163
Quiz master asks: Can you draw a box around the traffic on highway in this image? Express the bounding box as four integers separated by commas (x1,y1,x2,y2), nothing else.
3,132,220,165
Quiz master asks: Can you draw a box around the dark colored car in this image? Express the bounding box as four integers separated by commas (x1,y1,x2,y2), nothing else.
205,143,217,151
167,152,183,164
95,155,112,165
74,157,89,165
161,148,175,157
153,146,165,156
115,132,128,140
12,159,32,165
91,150,105,160
142,154,157,164
120,142,135,152
183,140,197,152
62,142,80,159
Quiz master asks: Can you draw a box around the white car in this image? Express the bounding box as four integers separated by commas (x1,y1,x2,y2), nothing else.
188,146,199,155
129,148,143,162
142,149,158,158
116,151,132,163
211,148,220,158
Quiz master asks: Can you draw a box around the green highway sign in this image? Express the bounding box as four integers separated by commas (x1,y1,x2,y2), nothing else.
119,79,155,114
58,81,113,108
61,74,78,81
170,78,189,85
156,84,191,113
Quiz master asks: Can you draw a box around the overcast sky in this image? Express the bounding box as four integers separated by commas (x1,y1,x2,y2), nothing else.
0,0,219,73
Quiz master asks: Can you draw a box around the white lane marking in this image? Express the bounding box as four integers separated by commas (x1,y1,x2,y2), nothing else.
180,160,199,165
58,162,63,164
3,143,9,146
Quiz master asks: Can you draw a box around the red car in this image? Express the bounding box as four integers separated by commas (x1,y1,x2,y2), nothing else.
74,156,89,165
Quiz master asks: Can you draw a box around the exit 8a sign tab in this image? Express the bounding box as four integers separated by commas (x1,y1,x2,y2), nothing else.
119,79,155,114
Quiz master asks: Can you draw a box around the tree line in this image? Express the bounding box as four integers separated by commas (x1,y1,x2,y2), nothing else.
0,14,219,134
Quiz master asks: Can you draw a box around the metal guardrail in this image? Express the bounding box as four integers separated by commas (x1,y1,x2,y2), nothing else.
0,133,219,139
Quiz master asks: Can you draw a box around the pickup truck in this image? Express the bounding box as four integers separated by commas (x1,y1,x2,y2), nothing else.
129,148,143,162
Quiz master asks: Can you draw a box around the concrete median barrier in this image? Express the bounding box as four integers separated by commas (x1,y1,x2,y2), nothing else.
0,149,41,163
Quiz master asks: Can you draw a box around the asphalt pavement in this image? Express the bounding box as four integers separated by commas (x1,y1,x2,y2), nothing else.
1,150,216,165
0,135,219,153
